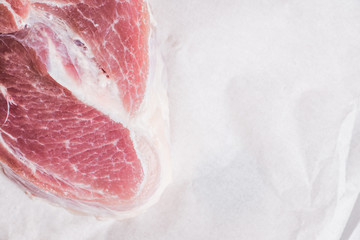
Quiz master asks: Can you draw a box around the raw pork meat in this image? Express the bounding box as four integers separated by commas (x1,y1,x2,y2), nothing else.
0,0,29,33
0,0,170,218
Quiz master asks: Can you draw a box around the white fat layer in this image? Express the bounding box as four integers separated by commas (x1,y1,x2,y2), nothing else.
31,0,76,8
0,84,17,126
127,22,171,210
31,11,131,126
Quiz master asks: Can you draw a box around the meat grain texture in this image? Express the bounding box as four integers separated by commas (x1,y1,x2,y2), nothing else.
0,0,170,218
1,0,360,240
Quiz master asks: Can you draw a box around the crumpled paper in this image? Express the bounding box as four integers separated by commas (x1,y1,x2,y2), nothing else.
1,0,360,239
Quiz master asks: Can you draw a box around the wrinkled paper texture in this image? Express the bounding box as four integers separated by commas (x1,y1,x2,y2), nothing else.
1,0,360,239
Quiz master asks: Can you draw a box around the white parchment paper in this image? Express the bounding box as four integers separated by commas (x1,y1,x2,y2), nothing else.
1,0,360,239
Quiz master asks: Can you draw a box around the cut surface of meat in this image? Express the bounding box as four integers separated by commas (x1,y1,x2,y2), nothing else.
0,0,29,33
0,36,143,203
0,0,170,218
32,0,150,113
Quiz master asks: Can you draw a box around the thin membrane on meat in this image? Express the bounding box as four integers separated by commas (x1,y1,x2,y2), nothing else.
0,0,170,218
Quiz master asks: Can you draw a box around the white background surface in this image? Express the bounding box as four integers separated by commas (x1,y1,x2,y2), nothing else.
1,0,360,239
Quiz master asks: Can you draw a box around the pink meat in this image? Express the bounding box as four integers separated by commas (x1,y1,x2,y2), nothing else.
0,0,29,33
0,0,169,217
33,0,150,113
7,0,29,17
0,35,143,203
